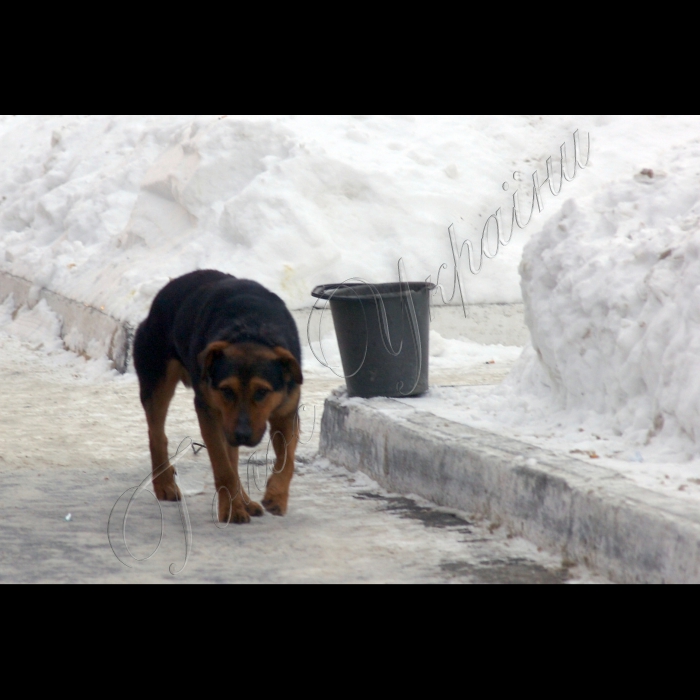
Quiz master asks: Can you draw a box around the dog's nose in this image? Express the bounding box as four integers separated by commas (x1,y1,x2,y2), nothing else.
235,427,253,445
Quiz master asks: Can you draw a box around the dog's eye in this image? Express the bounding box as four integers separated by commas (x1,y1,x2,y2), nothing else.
253,388,270,403
221,387,236,402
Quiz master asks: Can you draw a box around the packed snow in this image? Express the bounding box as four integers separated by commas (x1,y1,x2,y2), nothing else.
3,114,700,503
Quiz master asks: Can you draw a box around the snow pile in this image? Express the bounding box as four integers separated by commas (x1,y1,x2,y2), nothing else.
514,141,700,456
395,139,700,501
428,330,521,370
3,114,699,330
0,294,119,379
0,295,62,352
0,114,530,322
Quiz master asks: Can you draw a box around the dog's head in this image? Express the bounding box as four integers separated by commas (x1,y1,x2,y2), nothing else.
198,341,303,447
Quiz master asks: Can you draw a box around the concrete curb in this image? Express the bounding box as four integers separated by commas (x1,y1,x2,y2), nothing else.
1,270,527,376
0,271,133,372
320,390,700,583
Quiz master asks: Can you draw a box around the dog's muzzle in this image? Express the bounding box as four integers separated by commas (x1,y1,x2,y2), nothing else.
227,429,261,448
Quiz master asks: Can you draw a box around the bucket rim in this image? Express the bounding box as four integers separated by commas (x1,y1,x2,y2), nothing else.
311,281,436,301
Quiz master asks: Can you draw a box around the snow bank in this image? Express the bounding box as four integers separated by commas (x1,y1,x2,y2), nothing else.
3,115,697,330
516,141,700,456
0,293,120,379
0,295,62,352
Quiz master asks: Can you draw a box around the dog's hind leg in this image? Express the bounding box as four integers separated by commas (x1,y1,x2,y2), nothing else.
141,359,184,501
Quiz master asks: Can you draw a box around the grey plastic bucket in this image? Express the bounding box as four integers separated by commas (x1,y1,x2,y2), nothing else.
311,281,435,399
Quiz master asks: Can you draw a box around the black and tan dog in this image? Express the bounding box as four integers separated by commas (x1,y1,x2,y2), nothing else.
133,270,303,524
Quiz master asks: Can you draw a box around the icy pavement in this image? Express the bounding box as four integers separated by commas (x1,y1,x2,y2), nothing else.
0,334,607,583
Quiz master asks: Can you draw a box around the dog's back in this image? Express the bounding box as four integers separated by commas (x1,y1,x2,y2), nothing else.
133,270,231,397
172,276,301,379
133,270,301,397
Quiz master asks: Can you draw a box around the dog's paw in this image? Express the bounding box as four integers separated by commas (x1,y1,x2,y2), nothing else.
262,492,288,516
217,494,253,524
219,507,251,524
154,480,183,501
245,500,264,517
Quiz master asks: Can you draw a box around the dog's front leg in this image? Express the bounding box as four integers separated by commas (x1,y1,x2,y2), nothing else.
195,400,251,524
262,409,299,516
227,443,264,518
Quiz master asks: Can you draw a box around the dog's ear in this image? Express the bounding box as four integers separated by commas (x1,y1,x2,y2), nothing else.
198,341,230,382
273,346,303,385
